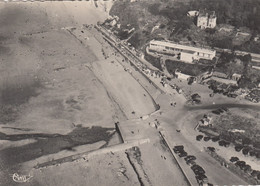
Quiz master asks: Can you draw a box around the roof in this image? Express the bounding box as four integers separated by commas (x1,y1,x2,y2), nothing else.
182,50,196,54
198,10,216,18
212,71,228,78
232,73,242,77
150,40,216,55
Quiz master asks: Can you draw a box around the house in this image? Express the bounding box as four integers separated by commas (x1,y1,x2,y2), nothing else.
175,70,194,81
149,40,216,63
212,71,228,79
236,32,250,37
254,35,259,41
110,19,117,27
187,10,199,17
197,10,217,29
232,73,242,81
219,25,234,32
198,115,212,126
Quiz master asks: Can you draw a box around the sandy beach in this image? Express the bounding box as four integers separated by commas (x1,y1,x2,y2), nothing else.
0,1,164,186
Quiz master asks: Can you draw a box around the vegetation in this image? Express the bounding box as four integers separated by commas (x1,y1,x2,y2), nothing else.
110,0,260,89
110,0,260,50
165,60,212,76
144,53,162,71
189,0,260,32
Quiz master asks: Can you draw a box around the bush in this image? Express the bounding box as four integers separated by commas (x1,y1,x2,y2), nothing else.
144,53,162,71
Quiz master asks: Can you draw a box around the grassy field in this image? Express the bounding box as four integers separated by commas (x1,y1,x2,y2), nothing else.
202,108,260,149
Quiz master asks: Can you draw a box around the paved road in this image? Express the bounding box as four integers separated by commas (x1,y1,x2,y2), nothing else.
153,107,249,185
93,23,250,185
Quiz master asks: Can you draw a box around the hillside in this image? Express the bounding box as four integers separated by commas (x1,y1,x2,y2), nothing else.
109,0,260,52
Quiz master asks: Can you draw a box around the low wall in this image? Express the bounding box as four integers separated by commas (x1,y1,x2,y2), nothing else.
159,131,192,186
34,139,150,169
205,148,259,185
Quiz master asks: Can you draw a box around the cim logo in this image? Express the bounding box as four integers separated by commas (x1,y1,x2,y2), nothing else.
12,173,33,183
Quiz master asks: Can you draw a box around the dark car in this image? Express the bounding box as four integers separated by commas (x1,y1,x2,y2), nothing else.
251,170,259,178
184,155,196,161
221,107,228,112
186,159,196,166
194,167,206,175
173,145,184,153
212,110,221,115
191,165,205,175
235,161,246,169
223,141,230,147
196,135,204,141
178,151,188,157
218,140,225,146
235,145,243,152
228,93,238,98
212,136,220,142
195,174,208,184
243,164,252,173
249,150,256,157
191,164,200,170
204,136,211,142
223,91,229,96
207,147,216,152
217,108,224,113
242,148,250,156
230,156,239,163
218,140,230,147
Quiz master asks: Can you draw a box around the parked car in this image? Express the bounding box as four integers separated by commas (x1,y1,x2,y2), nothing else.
178,151,188,158
242,147,250,156
191,165,205,175
235,145,243,152
257,173,260,180
235,161,246,169
186,159,196,166
173,145,184,153
184,155,196,161
251,170,259,178
207,147,215,152
195,174,208,184
211,136,220,142
243,164,252,173
221,107,228,111
217,108,224,113
196,135,204,141
218,140,230,147
204,136,211,142
249,150,256,157
230,157,239,163
212,110,221,115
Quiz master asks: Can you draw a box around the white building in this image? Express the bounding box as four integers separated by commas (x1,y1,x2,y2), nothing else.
197,10,217,29
232,73,242,81
187,10,199,17
149,40,216,63
175,70,192,80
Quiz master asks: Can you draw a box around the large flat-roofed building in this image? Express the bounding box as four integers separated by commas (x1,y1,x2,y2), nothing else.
149,40,216,63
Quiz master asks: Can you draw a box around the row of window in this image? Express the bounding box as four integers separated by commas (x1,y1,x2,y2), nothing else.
151,44,213,58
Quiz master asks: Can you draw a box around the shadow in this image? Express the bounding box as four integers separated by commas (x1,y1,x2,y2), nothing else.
0,126,115,170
